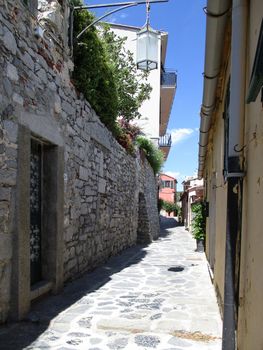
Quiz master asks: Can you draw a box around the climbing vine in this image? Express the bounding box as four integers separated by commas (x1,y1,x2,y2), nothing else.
191,202,206,240
135,136,164,174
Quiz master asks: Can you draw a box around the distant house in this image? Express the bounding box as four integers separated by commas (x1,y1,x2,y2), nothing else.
159,174,177,216
181,177,204,231
107,23,176,160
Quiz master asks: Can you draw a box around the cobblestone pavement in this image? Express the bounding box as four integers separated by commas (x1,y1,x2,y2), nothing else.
0,217,222,350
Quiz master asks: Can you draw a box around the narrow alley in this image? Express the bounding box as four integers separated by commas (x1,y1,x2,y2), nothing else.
0,217,222,350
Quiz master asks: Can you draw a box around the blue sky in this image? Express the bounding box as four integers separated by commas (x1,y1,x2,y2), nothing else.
84,0,206,190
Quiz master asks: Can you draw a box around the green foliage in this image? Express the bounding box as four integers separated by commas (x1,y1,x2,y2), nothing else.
158,198,164,213
71,4,152,136
101,27,152,122
72,2,118,133
135,136,164,174
191,202,206,240
161,201,179,215
176,192,182,202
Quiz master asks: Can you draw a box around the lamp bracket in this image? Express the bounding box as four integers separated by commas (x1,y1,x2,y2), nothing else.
69,0,168,55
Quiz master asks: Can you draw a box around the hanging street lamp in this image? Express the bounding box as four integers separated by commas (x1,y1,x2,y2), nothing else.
136,25,159,71
136,0,160,71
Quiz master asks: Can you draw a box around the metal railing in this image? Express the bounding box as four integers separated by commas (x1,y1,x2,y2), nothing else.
159,134,172,147
161,70,177,87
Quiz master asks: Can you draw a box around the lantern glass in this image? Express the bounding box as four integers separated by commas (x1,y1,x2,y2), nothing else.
136,25,159,71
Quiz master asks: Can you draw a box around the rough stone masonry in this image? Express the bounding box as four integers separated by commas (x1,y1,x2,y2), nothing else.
0,0,159,323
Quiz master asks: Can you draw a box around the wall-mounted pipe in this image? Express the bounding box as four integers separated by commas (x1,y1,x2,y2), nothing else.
198,0,231,179
228,0,247,159
222,1,247,350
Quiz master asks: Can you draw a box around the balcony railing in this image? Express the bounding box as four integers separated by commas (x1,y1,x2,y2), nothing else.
159,134,172,147
161,70,177,87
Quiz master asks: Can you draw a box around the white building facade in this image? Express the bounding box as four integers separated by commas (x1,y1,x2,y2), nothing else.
108,23,176,159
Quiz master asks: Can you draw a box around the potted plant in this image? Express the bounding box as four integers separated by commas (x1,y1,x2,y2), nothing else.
191,202,206,252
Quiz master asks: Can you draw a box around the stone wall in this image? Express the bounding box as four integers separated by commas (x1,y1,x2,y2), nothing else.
0,0,159,322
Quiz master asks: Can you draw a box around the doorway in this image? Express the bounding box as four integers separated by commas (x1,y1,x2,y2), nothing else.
11,125,64,321
30,139,43,285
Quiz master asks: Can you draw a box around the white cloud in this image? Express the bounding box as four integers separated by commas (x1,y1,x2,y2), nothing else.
120,13,128,19
170,128,194,145
171,128,194,145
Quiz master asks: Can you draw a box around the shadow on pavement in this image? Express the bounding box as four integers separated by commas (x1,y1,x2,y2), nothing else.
0,243,149,350
159,215,179,238
0,217,181,349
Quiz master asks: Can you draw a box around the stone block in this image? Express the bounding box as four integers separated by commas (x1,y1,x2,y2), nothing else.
6,63,18,81
65,227,74,242
98,178,106,194
54,94,62,114
81,204,88,215
79,166,89,181
0,235,12,259
20,52,34,70
3,120,18,143
62,100,75,116
97,318,151,332
2,28,17,54
48,81,57,92
0,169,16,186
3,77,12,97
5,147,17,159
36,68,48,84
12,93,24,106
85,188,96,197
0,188,11,201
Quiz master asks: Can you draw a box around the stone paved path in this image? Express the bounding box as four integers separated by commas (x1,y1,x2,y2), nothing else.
0,217,222,350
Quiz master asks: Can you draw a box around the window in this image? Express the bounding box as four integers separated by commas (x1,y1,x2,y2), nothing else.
165,181,170,188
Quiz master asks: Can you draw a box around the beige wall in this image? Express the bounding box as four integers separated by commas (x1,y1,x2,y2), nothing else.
204,0,263,347
237,1,263,348
205,93,227,308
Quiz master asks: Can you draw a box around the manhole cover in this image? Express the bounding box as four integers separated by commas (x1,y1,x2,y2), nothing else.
168,266,184,272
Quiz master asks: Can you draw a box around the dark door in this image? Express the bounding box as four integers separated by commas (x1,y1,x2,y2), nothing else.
30,139,42,285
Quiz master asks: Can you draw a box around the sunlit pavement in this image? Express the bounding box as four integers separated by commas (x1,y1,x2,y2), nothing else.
0,216,222,350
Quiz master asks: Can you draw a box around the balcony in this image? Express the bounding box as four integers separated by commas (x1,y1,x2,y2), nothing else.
160,70,177,136
159,134,172,147
161,71,177,87
159,134,172,160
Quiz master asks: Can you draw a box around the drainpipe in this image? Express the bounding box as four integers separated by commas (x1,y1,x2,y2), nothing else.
222,0,247,349
198,0,231,179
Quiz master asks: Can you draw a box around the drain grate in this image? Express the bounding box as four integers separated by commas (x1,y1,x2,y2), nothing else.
168,266,184,272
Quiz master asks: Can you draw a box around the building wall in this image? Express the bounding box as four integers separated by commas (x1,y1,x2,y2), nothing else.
0,0,159,323
159,174,176,216
237,1,263,348
159,174,176,203
110,25,161,140
203,0,263,348
205,97,227,307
